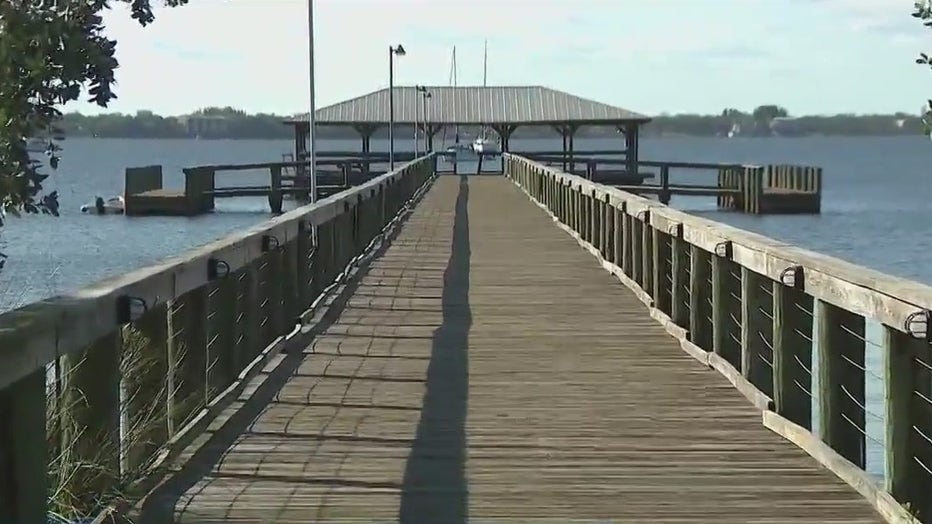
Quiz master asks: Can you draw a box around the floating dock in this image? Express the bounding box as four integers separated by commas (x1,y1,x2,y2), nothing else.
122,158,381,216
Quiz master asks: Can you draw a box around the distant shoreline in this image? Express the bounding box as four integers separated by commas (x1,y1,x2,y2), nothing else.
55,107,925,141
58,133,925,140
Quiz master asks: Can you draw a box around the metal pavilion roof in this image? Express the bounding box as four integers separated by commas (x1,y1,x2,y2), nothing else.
284,86,650,126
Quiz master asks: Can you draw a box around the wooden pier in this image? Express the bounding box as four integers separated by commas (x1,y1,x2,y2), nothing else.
123,156,399,216
1,152,929,523
523,155,823,213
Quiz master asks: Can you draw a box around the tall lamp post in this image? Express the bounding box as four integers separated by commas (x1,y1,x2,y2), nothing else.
425,92,432,151
388,44,406,171
416,86,431,154
307,0,317,203
414,84,423,156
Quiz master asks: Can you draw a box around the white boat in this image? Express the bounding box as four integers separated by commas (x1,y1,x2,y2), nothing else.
471,136,499,155
471,40,499,156
80,196,125,215
443,143,473,162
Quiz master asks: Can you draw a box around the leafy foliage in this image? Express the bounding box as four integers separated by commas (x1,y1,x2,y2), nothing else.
0,0,188,231
914,1,932,132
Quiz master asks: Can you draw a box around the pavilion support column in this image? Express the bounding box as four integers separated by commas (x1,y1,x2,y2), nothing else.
293,122,310,201
566,124,578,175
492,124,517,173
425,124,439,153
418,124,440,154
553,125,569,172
356,124,377,178
622,122,640,181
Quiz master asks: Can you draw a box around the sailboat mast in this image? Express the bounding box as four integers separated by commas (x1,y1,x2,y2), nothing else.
483,39,488,87
453,46,459,145
479,39,488,141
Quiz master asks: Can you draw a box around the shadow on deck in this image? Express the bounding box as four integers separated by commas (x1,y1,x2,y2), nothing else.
136,175,881,523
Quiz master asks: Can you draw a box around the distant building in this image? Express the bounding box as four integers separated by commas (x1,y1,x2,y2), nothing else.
174,115,229,137
769,117,804,137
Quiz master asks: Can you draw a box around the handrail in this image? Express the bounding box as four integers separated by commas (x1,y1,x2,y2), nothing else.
0,153,437,522
503,152,929,523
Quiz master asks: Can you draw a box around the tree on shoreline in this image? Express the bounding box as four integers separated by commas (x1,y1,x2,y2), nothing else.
914,1,932,132
0,0,188,245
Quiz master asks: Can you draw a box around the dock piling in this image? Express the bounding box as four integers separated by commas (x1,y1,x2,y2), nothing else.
269,166,283,214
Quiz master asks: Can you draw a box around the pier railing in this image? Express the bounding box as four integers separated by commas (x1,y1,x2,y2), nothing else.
504,153,931,523
0,155,436,522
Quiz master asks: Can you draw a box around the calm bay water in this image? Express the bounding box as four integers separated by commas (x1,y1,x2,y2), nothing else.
3,135,930,479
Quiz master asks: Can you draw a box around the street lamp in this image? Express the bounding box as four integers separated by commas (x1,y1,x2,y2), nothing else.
388,44,406,171
414,84,423,156
416,86,432,154
306,0,318,202
425,92,432,152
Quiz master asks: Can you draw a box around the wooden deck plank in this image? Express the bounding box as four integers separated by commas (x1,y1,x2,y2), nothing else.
138,174,881,523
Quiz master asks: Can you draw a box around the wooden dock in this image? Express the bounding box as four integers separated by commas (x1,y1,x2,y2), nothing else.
0,153,927,524
123,158,387,216
519,155,823,213
131,175,879,523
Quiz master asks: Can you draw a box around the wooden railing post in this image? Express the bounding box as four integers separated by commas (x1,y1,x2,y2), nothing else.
297,219,314,311
61,332,122,508
206,279,231,398
602,195,612,261
171,288,209,430
613,202,624,269
640,212,653,295
669,225,689,329
622,211,633,277
689,246,713,349
629,213,641,283
124,304,170,471
772,268,814,429
711,242,742,369
0,369,48,523
817,301,866,468
652,226,672,315
884,322,932,517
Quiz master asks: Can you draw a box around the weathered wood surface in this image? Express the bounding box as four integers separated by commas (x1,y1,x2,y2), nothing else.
137,175,881,523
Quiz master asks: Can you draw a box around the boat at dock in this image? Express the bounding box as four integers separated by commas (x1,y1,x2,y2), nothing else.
470,39,500,156
471,136,500,155
443,143,474,162
80,196,125,215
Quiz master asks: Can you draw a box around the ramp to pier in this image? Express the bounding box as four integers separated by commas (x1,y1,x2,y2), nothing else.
138,175,880,523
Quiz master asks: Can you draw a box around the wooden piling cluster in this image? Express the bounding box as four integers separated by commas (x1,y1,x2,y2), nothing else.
0,156,435,523
717,164,822,214
504,152,932,523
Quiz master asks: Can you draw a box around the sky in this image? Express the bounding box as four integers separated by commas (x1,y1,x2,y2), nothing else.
66,0,932,117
